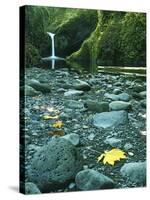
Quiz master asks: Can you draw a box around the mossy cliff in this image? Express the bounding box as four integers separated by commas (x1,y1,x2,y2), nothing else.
68,11,146,67
24,6,146,68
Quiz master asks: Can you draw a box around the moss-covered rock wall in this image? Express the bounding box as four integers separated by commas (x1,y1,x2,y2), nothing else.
24,6,146,68
68,11,146,67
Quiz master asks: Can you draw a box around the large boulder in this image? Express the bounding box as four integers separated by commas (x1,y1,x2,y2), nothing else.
120,161,146,186
93,111,128,128
75,169,114,190
28,138,83,192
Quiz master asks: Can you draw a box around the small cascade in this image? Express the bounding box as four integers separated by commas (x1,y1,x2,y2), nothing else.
42,32,65,69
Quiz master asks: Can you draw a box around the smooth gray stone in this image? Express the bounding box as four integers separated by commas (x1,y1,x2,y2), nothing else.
62,133,80,146
120,161,146,186
93,111,128,128
109,101,131,111
75,169,114,190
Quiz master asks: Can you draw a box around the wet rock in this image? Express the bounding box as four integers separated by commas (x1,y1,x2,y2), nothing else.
140,99,146,108
113,88,122,95
133,85,146,92
74,79,91,91
120,161,146,186
109,101,131,111
104,93,119,101
124,143,133,151
75,169,114,190
139,91,146,99
59,112,70,120
62,133,80,146
84,101,109,112
28,138,83,192
25,182,41,194
118,93,130,102
27,79,51,93
93,111,128,128
65,100,84,109
64,89,84,97
68,182,76,190
24,85,40,96
104,137,122,147
88,133,95,141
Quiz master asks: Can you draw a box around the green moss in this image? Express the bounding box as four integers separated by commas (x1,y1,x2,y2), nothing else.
25,43,41,68
55,9,98,57
67,11,101,65
68,10,146,67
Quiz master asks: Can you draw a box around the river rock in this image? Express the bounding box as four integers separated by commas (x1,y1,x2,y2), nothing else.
113,88,122,95
120,161,146,186
133,85,146,92
118,92,130,102
24,85,40,96
27,79,51,93
104,93,119,101
64,89,84,97
109,101,131,111
139,91,146,99
62,133,80,146
84,101,109,112
25,182,41,194
65,100,84,109
74,79,91,91
140,99,146,108
104,137,122,147
28,138,83,192
93,111,128,128
75,169,114,190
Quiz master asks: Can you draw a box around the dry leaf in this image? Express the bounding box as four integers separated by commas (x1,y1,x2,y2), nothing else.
48,130,64,136
53,121,64,128
97,148,126,166
43,115,59,120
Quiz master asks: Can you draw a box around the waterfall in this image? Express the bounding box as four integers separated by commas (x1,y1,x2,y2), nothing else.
42,32,65,69
47,32,55,58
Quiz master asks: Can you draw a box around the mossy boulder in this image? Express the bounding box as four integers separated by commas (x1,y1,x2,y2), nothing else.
55,9,98,57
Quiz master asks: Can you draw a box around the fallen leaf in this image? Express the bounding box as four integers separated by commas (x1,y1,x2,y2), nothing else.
43,115,59,120
97,148,126,166
48,130,64,136
53,121,64,128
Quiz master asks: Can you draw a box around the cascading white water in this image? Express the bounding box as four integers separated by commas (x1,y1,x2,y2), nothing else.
47,32,55,69
47,32,55,58
42,32,65,69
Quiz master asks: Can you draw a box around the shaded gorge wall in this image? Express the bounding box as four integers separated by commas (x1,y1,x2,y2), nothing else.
25,6,146,69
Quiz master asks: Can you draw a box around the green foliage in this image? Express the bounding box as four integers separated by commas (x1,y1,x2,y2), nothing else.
25,43,41,67
68,11,146,67
120,13,146,66
24,6,146,68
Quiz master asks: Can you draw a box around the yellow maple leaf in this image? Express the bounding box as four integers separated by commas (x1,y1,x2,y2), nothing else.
52,121,64,128
43,115,58,120
97,148,126,166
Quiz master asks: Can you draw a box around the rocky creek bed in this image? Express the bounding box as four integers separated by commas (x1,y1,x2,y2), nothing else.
20,67,146,194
